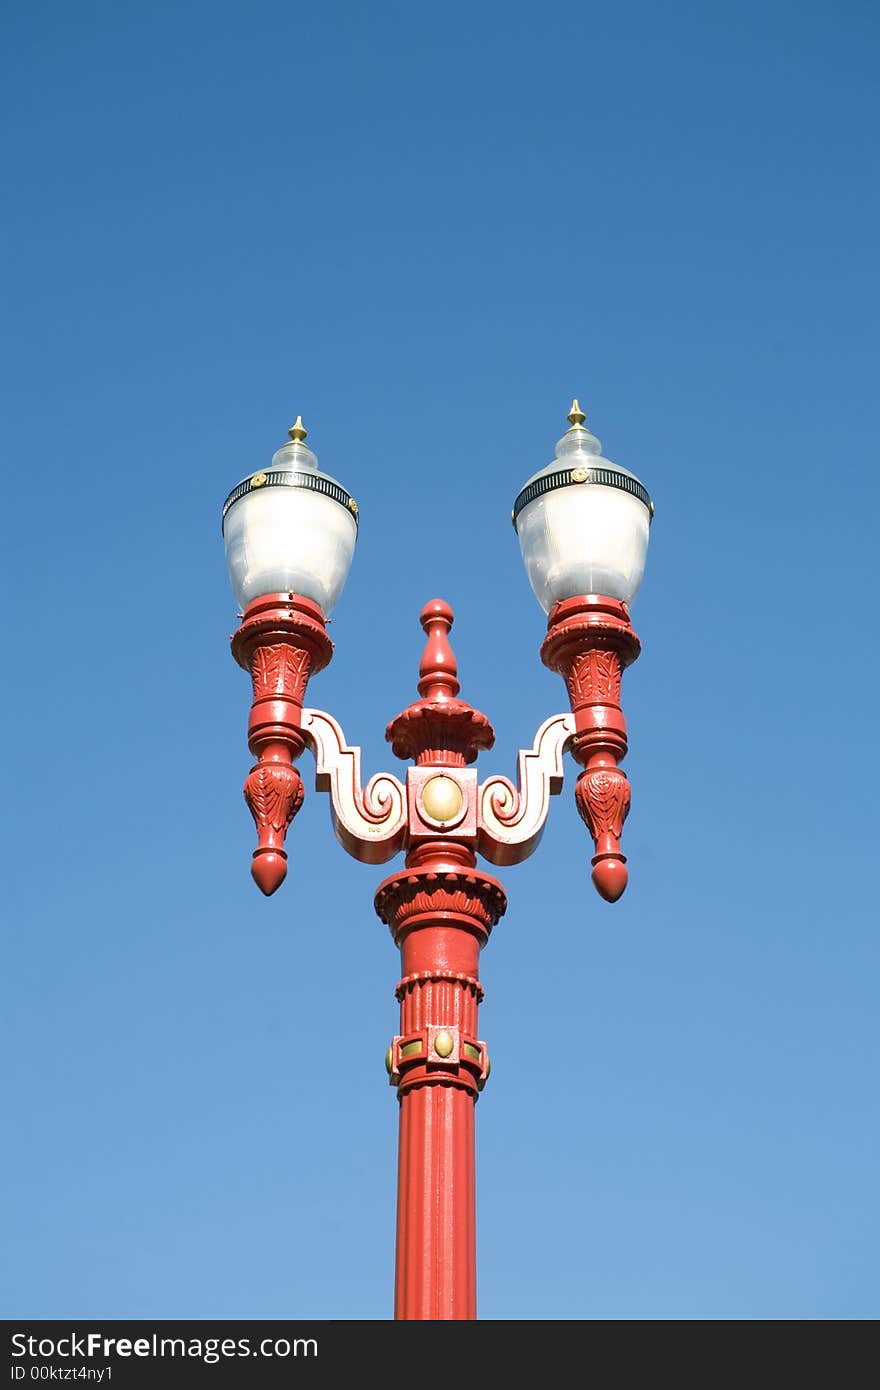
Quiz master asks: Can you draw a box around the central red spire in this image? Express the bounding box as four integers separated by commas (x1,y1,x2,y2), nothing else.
386,599,494,767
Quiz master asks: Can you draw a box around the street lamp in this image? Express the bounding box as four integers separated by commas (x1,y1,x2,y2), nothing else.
222,401,653,1319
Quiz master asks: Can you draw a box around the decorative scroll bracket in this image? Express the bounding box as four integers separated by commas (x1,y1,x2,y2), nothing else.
231,594,642,899
302,708,408,864
477,712,575,866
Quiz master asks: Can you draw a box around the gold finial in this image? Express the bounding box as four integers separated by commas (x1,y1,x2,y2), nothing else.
567,399,587,428
288,415,308,443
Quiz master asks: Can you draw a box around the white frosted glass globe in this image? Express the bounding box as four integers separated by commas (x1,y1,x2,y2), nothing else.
222,433,358,615
514,414,652,613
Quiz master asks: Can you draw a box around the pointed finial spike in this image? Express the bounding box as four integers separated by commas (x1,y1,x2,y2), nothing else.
288,415,308,443
567,399,586,428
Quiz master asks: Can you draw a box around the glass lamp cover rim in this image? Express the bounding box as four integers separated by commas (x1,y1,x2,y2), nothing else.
512,466,653,530
221,467,359,534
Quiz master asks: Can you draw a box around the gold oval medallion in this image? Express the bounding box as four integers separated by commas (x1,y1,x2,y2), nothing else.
421,775,464,825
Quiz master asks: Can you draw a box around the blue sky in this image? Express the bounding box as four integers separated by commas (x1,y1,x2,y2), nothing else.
3,0,878,1319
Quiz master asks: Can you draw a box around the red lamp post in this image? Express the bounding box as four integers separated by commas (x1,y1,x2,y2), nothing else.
222,402,652,1319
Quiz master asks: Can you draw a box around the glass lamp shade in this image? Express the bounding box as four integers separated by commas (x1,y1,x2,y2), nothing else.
222,428,358,615
513,409,652,613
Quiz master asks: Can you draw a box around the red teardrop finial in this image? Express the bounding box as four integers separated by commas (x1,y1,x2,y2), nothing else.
592,856,628,902
418,599,461,701
251,849,288,895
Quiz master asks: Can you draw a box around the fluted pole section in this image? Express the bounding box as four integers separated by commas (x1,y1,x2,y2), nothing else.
395,936,481,1319
375,848,505,1320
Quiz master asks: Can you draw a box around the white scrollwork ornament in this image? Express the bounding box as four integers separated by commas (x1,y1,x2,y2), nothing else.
478,713,575,866
302,708,408,864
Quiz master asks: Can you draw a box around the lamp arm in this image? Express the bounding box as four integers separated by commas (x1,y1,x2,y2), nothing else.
302,708,408,865
477,712,575,866
540,595,642,902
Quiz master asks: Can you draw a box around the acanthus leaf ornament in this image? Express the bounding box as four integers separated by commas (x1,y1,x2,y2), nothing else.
374,866,508,942
249,644,312,705
245,760,305,834
244,759,305,895
566,648,622,708
574,764,631,903
575,765,630,842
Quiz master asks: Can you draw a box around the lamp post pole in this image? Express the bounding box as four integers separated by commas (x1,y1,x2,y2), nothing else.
379,599,496,1320
222,403,652,1319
